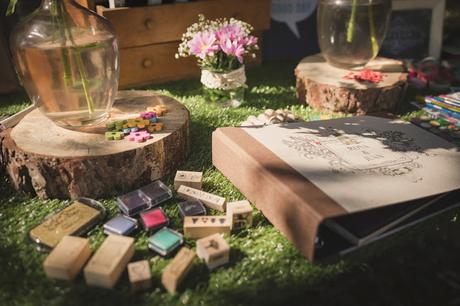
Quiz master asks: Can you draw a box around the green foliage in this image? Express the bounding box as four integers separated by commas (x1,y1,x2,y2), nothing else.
202,85,246,104
1,62,460,306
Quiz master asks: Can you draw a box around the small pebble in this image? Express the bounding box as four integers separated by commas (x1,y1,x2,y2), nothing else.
268,116,282,124
420,115,431,121
430,120,441,127
420,122,431,129
286,113,296,122
242,109,301,126
257,114,268,122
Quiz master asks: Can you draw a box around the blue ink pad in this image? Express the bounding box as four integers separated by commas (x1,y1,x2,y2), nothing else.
103,215,138,236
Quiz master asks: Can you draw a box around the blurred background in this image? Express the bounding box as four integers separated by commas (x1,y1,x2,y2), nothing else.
1,0,459,93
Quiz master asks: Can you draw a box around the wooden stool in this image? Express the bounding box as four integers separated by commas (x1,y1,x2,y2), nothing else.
0,91,190,199
295,54,408,114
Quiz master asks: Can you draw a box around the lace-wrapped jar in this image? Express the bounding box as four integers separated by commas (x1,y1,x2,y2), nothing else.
200,65,247,108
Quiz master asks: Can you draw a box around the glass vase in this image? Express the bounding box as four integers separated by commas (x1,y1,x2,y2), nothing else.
10,0,119,130
317,0,392,69
201,66,247,108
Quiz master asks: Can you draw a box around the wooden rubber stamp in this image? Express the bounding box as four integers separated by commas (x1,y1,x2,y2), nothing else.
84,235,134,288
127,260,152,291
183,216,231,239
196,233,230,270
43,236,92,280
174,171,203,190
226,200,253,230
161,247,196,294
177,185,226,212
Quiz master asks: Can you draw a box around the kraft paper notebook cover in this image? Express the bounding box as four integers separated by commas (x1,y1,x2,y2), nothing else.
212,116,460,261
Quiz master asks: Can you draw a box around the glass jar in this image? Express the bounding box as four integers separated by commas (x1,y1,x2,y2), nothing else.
10,0,119,130
201,66,247,108
317,0,392,69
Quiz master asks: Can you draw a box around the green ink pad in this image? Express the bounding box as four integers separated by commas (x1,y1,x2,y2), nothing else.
148,227,183,256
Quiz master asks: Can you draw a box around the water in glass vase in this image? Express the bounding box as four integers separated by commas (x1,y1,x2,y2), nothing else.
15,32,118,128
317,0,391,69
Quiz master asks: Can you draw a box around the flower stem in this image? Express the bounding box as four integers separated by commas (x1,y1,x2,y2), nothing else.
368,1,379,57
58,1,95,114
74,49,95,113
51,1,73,87
346,0,357,43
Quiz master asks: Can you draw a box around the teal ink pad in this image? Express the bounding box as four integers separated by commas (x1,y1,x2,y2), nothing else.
148,227,183,256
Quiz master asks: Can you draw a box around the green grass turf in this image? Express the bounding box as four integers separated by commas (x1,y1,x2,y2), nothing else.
1,61,460,306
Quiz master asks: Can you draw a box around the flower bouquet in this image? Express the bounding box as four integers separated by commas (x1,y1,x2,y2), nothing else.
176,15,259,107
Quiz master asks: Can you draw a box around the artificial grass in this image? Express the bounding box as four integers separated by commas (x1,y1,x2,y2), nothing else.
1,61,460,306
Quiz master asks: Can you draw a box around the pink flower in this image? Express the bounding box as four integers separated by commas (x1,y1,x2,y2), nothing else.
216,24,245,42
220,38,245,63
188,31,219,59
242,35,258,46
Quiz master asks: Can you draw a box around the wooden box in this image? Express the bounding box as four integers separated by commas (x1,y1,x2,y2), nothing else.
95,0,271,88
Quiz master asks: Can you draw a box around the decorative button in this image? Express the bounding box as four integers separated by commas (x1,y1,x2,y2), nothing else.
143,59,153,68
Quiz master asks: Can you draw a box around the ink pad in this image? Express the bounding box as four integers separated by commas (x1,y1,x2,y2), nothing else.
117,190,151,216
139,181,173,207
177,200,207,218
103,215,138,236
29,197,106,252
148,228,183,256
140,208,169,231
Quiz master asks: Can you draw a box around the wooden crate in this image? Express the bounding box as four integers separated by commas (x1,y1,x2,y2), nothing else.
95,0,271,88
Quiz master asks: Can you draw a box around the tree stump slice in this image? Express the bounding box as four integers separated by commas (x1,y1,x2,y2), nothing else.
0,90,190,199
295,54,408,114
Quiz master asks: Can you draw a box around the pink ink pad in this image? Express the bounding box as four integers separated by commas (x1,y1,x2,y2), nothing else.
140,208,169,231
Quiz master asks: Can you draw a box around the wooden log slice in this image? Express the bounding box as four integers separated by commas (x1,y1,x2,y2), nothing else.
0,90,190,199
295,54,408,114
